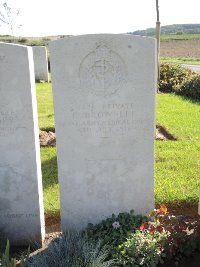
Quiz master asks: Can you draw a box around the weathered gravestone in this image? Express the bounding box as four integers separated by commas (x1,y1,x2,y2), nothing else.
50,34,156,230
32,46,49,82
0,43,45,246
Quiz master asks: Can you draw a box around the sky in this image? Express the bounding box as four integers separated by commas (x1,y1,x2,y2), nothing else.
0,0,200,37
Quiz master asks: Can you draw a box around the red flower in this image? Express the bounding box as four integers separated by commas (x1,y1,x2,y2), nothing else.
139,222,149,231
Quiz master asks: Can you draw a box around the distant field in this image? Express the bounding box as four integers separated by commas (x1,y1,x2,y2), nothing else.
0,34,200,59
0,35,62,46
160,39,200,58
1,33,200,64
160,34,200,40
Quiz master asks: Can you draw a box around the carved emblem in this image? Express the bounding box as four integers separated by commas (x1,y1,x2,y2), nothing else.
79,42,126,97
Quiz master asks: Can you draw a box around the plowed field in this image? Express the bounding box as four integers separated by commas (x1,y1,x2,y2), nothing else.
161,39,200,57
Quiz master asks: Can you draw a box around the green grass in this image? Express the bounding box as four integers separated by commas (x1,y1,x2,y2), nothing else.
161,57,200,66
36,83,200,213
160,34,200,40
156,93,200,141
155,141,200,205
36,82,55,130
155,94,200,206
40,147,59,213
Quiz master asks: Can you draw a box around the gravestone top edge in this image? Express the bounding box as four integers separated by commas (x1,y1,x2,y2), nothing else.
32,45,46,48
0,41,30,48
49,33,156,48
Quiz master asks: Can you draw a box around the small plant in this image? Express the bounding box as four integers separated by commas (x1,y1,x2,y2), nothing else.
177,74,200,100
26,231,115,267
139,205,200,263
0,240,30,267
0,240,16,267
85,210,147,254
159,63,194,93
115,205,200,266
117,230,169,267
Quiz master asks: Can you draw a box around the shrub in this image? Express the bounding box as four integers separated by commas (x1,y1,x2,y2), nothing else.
18,38,28,44
159,63,194,93
117,230,168,267
177,74,200,100
42,37,50,42
85,210,147,254
138,205,200,264
26,231,115,267
115,205,200,266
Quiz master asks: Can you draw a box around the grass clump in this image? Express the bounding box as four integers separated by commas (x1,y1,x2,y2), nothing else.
26,231,115,267
0,240,29,267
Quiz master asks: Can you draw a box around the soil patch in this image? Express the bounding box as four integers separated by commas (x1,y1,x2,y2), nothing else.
165,202,199,218
161,39,200,58
39,126,176,147
39,130,56,147
156,125,177,141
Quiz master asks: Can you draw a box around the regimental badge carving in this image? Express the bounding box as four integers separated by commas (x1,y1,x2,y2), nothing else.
79,42,127,97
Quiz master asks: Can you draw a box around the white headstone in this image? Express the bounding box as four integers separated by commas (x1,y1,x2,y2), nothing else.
50,34,156,230
0,43,45,246
32,46,49,82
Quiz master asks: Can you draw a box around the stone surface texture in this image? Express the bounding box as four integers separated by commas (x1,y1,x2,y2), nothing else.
50,34,156,230
32,46,49,82
0,43,45,246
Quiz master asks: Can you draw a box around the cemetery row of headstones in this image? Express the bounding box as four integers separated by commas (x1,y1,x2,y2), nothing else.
0,35,198,246
32,46,49,82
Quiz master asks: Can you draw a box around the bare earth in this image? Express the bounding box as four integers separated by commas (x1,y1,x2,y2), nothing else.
161,39,200,58
39,126,176,147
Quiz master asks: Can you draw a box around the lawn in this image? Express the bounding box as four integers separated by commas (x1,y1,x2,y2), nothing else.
156,93,200,208
36,83,200,214
36,83,55,130
161,57,200,65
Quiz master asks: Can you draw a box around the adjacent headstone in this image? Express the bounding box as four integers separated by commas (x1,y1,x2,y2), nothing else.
198,193,200,215
0,43,45,246
50,34,156,230
32,46,49,82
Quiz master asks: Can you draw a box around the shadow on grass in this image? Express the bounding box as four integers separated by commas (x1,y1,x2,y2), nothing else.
177,94,200,105
41,156,58,190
